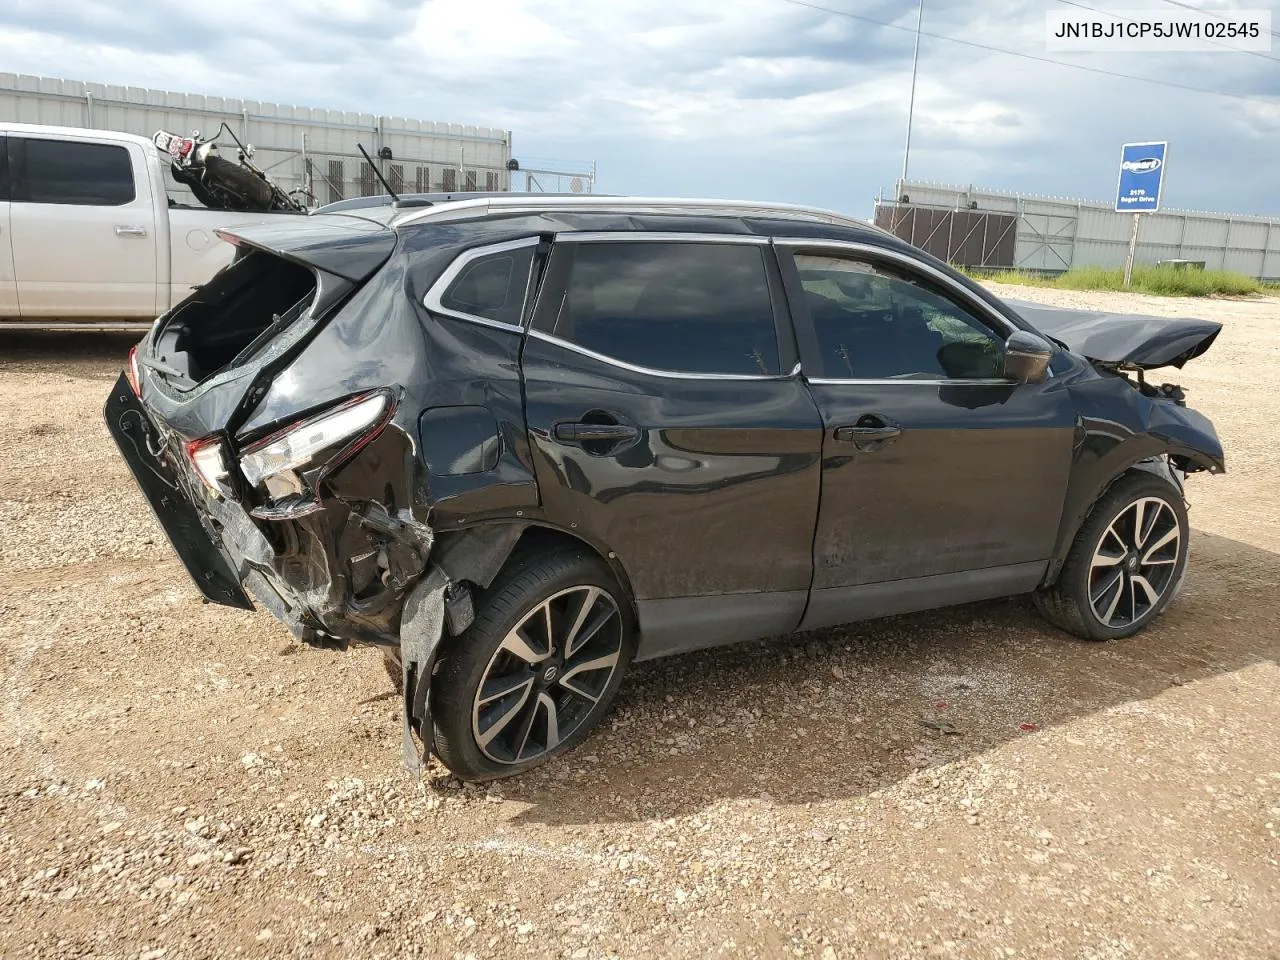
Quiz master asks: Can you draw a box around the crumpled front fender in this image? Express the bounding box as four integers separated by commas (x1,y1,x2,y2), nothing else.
1144,397,1225,474
1045,369,1224,584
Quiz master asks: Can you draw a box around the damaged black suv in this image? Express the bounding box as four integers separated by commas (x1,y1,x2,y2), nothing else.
106,195,1224,780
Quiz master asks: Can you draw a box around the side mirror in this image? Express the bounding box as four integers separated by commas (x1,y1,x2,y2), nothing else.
1003,330,1053,384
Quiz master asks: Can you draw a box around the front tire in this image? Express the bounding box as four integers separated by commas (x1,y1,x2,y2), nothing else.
1035,472,1189,641
431,548,634,781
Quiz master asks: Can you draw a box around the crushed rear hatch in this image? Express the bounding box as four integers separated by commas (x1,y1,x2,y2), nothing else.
107,212,430,649
137,214,397,440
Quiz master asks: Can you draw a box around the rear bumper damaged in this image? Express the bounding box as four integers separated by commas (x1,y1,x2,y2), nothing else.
216,498,457,776
105,372,453,773
203,492,434,649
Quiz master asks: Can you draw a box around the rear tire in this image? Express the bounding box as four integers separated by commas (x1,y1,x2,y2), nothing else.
203,155,275,211
1034,472,1189,641
431,548,634,781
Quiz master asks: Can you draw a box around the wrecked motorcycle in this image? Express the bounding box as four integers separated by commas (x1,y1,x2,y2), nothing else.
154,125,310,214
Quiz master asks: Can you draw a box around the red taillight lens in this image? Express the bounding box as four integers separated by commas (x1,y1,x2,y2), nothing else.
125,346,142,398
185,436,230,496
178,138,194,158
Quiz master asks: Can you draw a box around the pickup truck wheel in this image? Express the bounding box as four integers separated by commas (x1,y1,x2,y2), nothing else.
431,549,634,781
1034,473,1189,641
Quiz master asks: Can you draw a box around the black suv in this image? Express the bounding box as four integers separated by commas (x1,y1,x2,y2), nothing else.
106,195,1224,779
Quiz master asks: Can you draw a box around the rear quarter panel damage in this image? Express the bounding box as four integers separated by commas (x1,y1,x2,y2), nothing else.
236,247,540,524
224,236,542,653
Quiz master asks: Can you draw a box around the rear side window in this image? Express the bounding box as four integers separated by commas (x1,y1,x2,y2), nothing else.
549,241,780,376
438,244,535,328
12,138,136,206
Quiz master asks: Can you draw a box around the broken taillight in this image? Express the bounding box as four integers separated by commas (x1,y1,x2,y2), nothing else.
185,436,231,497
239,392,393,492
125,346,142,398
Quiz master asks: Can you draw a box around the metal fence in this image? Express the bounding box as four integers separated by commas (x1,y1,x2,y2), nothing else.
873,203,1016,268
878,180,1280,279
0,72,596,207
301,151,597,206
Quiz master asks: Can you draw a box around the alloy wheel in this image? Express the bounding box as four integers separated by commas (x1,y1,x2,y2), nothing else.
1088,496,1182,629
471,585,623,765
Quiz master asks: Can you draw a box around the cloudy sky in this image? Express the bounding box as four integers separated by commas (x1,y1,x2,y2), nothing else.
2,0,1277,217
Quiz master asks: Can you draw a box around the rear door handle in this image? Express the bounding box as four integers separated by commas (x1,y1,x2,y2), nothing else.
553,422,640,443
833,415,903,450
115,225,149,238
833,425,901,442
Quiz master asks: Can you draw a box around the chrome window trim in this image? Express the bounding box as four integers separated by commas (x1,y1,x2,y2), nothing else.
422,236,540,333
807,377,1017,386
536,232,788,379
528,329,801,382
553,231,769,245
395,195,878,232
775,238,1020,336
776,237,1058,382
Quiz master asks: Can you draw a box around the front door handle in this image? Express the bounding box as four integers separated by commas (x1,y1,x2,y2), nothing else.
553,421,640,443
115,225,149,238
833,415,903,451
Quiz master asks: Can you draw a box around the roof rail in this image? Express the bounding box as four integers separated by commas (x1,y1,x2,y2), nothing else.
393,194,873,231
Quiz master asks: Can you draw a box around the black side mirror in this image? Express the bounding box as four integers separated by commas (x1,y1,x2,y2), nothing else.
1003,330,1053,384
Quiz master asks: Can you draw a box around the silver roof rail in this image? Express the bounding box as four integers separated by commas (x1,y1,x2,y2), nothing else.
393,194,878,232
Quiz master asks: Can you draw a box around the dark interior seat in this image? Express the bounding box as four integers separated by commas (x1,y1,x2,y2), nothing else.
807,295,945,378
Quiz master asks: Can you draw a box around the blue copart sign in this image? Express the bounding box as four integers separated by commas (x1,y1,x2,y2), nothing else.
1115,141,1167,213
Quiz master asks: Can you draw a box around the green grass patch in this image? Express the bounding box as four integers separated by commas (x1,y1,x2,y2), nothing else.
960,265,1264,297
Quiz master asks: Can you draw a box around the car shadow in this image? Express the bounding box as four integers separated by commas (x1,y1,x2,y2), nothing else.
494,529,1279,825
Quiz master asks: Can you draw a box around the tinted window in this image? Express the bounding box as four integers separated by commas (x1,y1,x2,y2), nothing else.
795,254,1005,380
551,242,780,376
439,245,534,327
15,138,135,206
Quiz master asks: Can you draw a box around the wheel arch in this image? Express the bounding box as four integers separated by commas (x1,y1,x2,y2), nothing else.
400,520,638,771
433,520,639,623
1043,451,1185,587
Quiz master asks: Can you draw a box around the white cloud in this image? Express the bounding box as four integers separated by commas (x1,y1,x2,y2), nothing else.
0,0,1276,216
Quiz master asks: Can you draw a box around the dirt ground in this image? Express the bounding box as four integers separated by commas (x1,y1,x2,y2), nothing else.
1,285,1277,960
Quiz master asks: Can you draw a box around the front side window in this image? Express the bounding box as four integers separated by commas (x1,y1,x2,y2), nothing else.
549,241,780,376
14,138,135,206
438,244,534,327
794,254,1006,380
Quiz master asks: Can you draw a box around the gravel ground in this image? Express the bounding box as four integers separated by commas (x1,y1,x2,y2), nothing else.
1,286,1277,960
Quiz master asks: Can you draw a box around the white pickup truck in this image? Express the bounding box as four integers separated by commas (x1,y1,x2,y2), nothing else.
0,122,293,330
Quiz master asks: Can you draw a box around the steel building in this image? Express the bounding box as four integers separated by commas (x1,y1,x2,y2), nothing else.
0,72,596,206
876,179,1280,279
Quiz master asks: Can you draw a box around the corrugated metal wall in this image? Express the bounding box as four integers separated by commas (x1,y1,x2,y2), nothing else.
873,204,1017,268
0,73,595,205
887,180,1280,278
